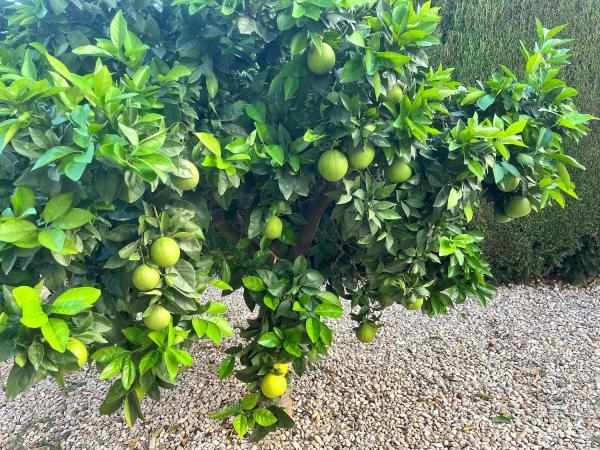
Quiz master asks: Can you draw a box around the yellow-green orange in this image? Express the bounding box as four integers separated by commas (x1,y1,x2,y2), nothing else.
318,149,348,182
385,160,412,183
494,210,512,223
307,42,336,75
260,373,287,398
290,31,309,57
150,237,180,268
405,297,424,311
132,264,161,291
264,216,283,240
504,196,532,218
273,362,288,375
356,322,377,343
143,305,172,330
497,175,520,192
386,84,403,103
66,337,88,367
349,144,376,169
172,160,199,191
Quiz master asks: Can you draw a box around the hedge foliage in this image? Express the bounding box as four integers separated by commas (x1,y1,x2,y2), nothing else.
432,0,600,282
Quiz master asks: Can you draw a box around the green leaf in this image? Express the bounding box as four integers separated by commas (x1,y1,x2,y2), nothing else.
91,346,129,364
49,287,101,315
253,408,277,426
241,393,260,410
41,318,69,352
121,357,136,389
42,193,73,224
491,414,513,424
305,318,321,343
218,355,235,379
27,342,44,370
314,303,343,318
233,414,248,438
447,187,461,210
196,132,221,157
340,59,365,83
246,102,266,123
257,332,281,348
264,144,285,166
242,276,266,292
347,30,365,47
6,364,36,400
0,220,37,243
13,286,47,328
263,294,280,311
192,318,208,338
139,350,160,375
11,187,35,216
33,146,79,170
53,208,95,230
110,11,128,49
99,358,123,379
38,229,66,252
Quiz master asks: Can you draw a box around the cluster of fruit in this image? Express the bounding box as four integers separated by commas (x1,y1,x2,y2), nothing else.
131,237,181,330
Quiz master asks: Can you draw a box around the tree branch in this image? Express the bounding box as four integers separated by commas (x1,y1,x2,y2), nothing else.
289,181,336,259
212,211,242,243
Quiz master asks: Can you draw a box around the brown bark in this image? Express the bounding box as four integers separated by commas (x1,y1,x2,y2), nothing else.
288,181,336,259
212,214,241,243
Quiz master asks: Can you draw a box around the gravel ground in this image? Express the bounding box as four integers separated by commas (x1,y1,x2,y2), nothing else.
1,282,599,450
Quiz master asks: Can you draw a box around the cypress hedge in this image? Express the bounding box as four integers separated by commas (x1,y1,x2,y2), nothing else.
432,0,600,282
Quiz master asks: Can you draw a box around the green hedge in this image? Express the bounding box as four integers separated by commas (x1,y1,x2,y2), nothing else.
432,0,600,283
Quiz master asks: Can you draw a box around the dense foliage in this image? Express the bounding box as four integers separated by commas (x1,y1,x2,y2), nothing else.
0,0,594,440
433,0,600,283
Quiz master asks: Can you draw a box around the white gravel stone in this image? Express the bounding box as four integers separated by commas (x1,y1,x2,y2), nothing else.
1,281,599,449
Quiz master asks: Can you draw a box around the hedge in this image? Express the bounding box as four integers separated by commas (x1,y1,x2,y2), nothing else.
432,0,600,283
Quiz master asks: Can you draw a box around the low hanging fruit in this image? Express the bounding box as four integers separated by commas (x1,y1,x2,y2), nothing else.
143,304,172,330
150,237,181,268
355,321,377,343
318,149,349,182
497,175,520,192
132,264,161,291
66,337,88,367
405,297,424,311
385,84,403,103
260,372,288,398
264,216,283,240
504,195,532,218
349,143,376,169
385,159,412,183
307,42,336,75
172,160,200,191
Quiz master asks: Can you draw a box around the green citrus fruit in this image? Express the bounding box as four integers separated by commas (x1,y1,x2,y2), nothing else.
307,42,336,75
504,196,532,218
349,143,376,169
290,31,309,58
405,297,424,311
273,362,288,375
132,264,161,291
260,372,288,398
385,84,403,103
172,160,200,191
150,237,180,268
356,322,377,343
318,149,348,182
385,159,412,183
143,304,172,330
494,210,513,223
264,216,283,240
497,175,520,192
66,337,88,367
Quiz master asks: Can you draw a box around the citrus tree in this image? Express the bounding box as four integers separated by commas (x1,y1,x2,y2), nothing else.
0,0,595,441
